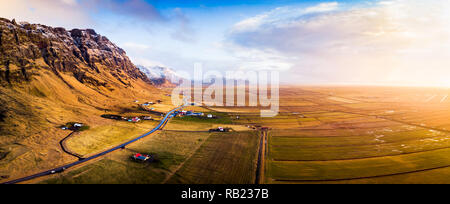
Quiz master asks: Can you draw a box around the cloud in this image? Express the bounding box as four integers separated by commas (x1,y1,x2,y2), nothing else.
0,0,92,28
131,57,166,68
230,2,340,34
61,0,77,6
0,0,165,28
122,42,151,50
87,0,164,22
169,8,196,42
0,0,196,49
0,0,190,40
304,2,339,13
227,0,450,86
219,43,294,71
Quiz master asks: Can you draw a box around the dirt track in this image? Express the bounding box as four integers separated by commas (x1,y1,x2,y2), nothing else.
255,130,267,184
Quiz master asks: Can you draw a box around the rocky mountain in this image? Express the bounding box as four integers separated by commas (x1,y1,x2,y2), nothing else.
137,65,182,87
0,18,167,180
0,17,151,89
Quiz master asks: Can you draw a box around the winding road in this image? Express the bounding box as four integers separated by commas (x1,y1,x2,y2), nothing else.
2,100,187,184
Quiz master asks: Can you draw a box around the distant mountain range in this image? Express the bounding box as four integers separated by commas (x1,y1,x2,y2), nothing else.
137,65,183,87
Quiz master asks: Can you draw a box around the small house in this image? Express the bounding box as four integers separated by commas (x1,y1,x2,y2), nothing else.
132,153,152,162
142,102,155,106
131,117,141,123
186,112,204,116
74,123,83,128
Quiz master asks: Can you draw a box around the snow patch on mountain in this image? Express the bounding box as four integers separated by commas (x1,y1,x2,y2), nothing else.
137,65,183,85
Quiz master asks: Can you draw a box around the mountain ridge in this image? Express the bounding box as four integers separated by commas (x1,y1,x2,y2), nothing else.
0,17,167,181
0,17,151,89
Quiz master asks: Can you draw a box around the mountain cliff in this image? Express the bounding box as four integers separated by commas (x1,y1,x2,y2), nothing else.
0,18,167,180
0,17,151,89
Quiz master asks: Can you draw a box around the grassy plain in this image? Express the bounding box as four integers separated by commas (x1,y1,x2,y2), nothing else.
65,120,159,157
41,131,210,184
212,86,450,184
167,131,259,184
40,116,259,184
9,85,450,184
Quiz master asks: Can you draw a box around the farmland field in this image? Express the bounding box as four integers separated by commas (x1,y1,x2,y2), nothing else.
40,131,211,184
29,86,450,184
209,86,450,184
39,126,259,184
167,131,259,184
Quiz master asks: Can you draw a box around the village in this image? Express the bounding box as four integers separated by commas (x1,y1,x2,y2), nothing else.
58,97,235,166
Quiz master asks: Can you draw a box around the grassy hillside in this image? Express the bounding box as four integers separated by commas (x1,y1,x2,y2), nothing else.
0,68,170,181
40,131,210,184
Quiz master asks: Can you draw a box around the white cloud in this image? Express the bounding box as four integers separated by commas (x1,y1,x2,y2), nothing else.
61,0,77,6
0,0,91,28
122,42,151,50
227,0,450,86
130,57,166,68
304,2,339,13
231,2,340,34
232,46,293,71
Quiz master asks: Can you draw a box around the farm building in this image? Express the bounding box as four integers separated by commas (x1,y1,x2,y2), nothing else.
142,102,155,106
186,111,204,116
128,117,141,123
74,123,84,128
209,127,232,132
132,153,151,162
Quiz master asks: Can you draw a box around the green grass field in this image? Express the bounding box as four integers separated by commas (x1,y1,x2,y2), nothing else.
167,131,259,184
216,87,450,184
269,147,450,182
65,120,159,157
174,112,233,124
30,86,450,184
40,111,260,184
41,131,209,184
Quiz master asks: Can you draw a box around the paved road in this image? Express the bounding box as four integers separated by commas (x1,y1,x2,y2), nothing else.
2,102,186,184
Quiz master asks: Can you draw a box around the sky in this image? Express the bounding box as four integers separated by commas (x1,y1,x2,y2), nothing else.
1,0,450,87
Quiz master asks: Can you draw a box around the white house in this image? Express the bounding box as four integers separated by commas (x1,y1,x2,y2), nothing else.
74,123,83,128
